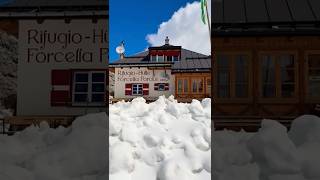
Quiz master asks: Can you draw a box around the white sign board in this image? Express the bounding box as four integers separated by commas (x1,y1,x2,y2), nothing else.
17,19,108,116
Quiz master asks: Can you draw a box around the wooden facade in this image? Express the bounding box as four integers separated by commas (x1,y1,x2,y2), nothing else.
174,72,211,102
213,36,320,129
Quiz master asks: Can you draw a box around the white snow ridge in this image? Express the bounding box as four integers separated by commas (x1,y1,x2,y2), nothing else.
109,96,211,180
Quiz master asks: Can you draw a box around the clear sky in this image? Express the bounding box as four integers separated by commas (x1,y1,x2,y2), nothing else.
110,0,199,62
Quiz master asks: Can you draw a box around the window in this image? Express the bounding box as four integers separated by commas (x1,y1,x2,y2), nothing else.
192,79,204,93
158,84,165,91
216,54,250,98
308,54,320,97
157,55,164,62
177,78,188,94
184,79,188,93
217,55,230,98
178,79,183,94
235,55,249,97
132,84,143,95
260,53,296,98
73,71,105,105
207,78,211,96
166,56,173,62
91,73,105,102
173,56,179,61
280,55,295,97
150,55,157,62
261,55,276,97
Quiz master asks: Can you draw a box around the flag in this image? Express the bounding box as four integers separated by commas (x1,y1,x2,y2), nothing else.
201,0,207,24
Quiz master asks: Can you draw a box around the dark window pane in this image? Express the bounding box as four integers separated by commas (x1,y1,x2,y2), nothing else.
75,84,88,92
281,69,295,83
236,84,248,98
167,56,173,62
235,55,249,83
218,70,229,85
218,85,230,98
178,80,183,93
308,54,320,68
192,80,197,93
74,94,87,102
158,84,165,91
92,83,105,92
198,80,203,92
263,84,276,97
262,56,275,84
282,84,295,97
308,68,320,97
173,56,179,61
75,73,88,82
217,55,229,68
184,79,188,93
92,94,105,102
92,73,105,82
280,55,294,68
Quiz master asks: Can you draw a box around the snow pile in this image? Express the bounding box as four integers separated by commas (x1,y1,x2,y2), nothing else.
109,96,211,180
0,30,17,109
0,112,108,180
213,115,320,180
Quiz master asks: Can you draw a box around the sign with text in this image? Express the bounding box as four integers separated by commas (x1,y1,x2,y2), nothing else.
115,68,171,83
19,20,108,64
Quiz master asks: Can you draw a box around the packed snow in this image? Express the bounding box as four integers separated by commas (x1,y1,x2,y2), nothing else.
109,96,211,180
1,96,320,180
0,112,108,180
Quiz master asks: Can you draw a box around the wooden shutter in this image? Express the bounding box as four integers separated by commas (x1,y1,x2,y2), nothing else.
51,70,71,106
125,84,132,95
143,84,149,95
154,83,159,91
165,83,169,91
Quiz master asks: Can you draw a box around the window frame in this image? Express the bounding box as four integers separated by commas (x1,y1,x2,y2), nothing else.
214,52,252,102
72,71,106,106
177,77,189,94
305,51,320,102
132,84,143,95
258,51,298,102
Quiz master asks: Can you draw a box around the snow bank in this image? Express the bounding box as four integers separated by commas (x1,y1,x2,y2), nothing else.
0,112,108,180
213,115,320,180
109,96,211,180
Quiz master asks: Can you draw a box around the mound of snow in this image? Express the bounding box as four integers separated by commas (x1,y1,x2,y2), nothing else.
0,112,108,180
109,96,211,180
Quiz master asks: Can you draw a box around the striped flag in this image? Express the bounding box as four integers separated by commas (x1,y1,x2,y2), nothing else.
201,0,207,24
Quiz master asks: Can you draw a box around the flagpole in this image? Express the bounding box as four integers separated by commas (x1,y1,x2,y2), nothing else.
205,0,211,47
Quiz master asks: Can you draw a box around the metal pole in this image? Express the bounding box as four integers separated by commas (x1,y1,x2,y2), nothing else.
205,0,211,47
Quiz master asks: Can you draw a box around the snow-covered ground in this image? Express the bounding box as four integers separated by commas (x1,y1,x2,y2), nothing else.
109,96,211,180
1,96,320,180
0,112,108,180
212,115,320,180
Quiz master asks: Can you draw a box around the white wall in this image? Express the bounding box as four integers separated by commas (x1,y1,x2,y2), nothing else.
17,19,108,116
114,67,175,99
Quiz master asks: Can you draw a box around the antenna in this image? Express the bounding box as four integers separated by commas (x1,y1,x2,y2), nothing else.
116,41,125,54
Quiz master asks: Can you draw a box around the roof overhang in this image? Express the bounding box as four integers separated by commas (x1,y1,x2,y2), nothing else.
213,21,320,37
109,63,173,68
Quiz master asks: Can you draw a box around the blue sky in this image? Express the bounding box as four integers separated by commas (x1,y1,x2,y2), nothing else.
110,0,198,62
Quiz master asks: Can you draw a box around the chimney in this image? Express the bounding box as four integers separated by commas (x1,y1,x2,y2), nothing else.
165,36,170,45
